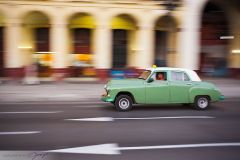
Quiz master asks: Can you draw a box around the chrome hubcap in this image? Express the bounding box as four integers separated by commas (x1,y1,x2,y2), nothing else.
119,98,130,109
198,97,208,108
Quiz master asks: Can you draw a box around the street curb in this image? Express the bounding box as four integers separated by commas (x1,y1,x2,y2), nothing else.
0,97,239,105
0,101,107,105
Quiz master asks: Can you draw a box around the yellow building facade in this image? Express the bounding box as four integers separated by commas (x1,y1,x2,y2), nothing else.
0,0,239,78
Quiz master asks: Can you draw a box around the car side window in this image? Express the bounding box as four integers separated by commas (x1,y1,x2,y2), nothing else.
152,72,167,81
171,71,190,82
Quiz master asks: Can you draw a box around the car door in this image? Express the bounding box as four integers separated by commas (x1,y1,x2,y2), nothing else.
145,71,170,104
169,71,193,103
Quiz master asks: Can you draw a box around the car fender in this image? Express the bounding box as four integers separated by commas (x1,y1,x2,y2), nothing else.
110,86,145,104
189,86,213,103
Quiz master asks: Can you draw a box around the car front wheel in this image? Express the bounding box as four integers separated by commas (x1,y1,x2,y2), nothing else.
114,95,133,111
194,96,210,110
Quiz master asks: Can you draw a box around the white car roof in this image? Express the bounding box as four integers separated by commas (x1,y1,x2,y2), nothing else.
146,67,202,82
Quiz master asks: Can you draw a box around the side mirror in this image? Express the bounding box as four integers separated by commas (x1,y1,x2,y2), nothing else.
147,78,154,83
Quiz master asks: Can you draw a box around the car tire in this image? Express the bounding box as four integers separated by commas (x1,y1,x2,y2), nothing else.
194,96,210,110
114,95,133,111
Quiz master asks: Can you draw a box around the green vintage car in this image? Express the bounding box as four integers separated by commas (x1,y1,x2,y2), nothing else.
101,67,224,111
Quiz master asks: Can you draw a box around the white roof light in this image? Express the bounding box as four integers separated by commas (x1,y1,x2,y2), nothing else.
18,46,32,49
220,36,234,40
35,52,56,54
232,50,240,54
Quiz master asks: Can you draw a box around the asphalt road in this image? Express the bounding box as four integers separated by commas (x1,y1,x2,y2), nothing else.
0,99,240,160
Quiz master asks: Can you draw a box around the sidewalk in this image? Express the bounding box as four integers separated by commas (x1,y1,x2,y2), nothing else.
0,78,239,104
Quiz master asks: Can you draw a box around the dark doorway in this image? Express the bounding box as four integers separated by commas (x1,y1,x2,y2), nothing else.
200,1,229,76
0,27,4,77
35,28,50,77
112,29,128,68
71,28,92,77
35,28,49,52
155,30,167,67
73,28,91,54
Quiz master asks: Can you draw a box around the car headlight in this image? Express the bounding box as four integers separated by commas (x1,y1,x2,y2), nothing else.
102,89,107,97
102,89,110,97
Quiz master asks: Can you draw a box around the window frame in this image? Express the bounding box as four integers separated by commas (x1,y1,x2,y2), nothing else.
150,71,168,81
170,71,191,82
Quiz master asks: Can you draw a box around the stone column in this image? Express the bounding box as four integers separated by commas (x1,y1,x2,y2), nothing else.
178,0,206,70
136,24,154,69
94,24,112,69
94,20,112,81
51,16,68,80
5,19,23,78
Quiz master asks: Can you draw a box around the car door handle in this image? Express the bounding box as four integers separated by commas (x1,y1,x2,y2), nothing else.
186,83,192,85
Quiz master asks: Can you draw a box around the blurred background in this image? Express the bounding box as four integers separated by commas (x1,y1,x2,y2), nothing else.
0,0,239,82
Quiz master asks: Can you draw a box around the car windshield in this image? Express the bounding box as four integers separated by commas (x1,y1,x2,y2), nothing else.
138,70,152,80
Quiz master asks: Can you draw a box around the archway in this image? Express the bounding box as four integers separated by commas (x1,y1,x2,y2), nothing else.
68,13,95,77
154,15,177,67
111,14,137,69
200,1,229,76
21,11,51,77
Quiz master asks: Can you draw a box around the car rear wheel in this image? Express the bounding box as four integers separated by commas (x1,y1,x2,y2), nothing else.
115,95,133,111
194,96,210,110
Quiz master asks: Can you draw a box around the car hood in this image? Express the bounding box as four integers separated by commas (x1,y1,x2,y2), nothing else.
107,79,144,86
